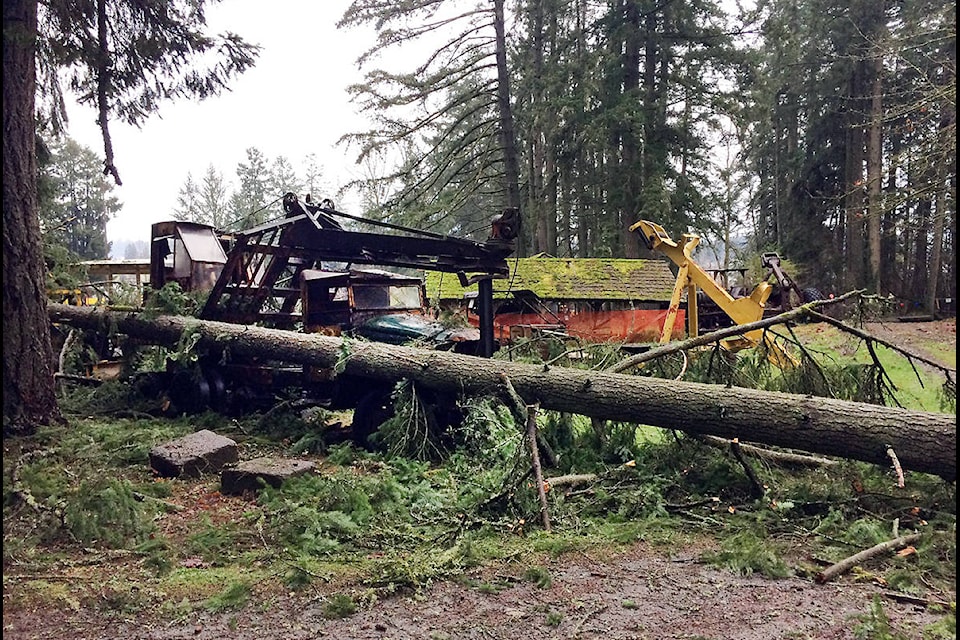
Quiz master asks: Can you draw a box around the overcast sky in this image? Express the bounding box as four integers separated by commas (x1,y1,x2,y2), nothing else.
65,0,376,247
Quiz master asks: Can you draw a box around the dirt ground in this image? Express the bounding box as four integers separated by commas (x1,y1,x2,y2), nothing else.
861,317,957,366
3,319,956,640
2,540,952,640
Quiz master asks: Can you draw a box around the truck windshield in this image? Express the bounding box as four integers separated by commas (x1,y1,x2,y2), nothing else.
353,284,422,310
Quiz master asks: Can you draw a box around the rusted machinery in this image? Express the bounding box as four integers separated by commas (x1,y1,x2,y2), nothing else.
630,219,797,368
148,193,518,434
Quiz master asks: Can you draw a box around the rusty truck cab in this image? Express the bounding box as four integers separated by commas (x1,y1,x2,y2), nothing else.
150,221,228,293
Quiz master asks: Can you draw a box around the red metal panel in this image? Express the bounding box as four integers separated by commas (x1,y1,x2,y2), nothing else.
468,309,687,343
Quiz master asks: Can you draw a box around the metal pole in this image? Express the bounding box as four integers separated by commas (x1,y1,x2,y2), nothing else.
478,277,495,357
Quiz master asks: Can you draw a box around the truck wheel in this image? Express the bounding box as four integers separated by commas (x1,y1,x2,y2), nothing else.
167,368,210,415
351,388,394,450
801,287,825,303
204,366,227,413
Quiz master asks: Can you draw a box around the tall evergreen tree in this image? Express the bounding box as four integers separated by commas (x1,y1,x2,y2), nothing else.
301,153,328,201
741,0,954,301
174,172,202,222
229,146,271,227
338,0,522,245
3,0,258,433
267,155,302,203
40,137,121,260
198,164,230,228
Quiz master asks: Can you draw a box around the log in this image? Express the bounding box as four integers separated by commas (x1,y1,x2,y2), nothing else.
47,304,957,480
815,533,922,584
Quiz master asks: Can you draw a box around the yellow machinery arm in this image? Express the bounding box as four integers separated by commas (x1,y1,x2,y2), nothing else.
629,219,796,368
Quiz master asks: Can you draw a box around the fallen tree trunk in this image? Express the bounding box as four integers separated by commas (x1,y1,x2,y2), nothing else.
48,304,957,479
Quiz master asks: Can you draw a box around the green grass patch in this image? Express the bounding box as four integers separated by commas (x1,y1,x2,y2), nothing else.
202,579,253,613
789,324,953,412
321,593,358,619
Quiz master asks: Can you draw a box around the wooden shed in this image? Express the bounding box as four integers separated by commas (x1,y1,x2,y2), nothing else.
424,256,684,344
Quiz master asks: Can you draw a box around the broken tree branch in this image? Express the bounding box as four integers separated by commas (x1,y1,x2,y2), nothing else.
500,374,557,467
608,290,863,374
544,473,597,488
816,533,922,584
804,309,956,378
729,439,765,499
526,402,551,532
887,446,905,488
58,328,79,375
695,435,838,468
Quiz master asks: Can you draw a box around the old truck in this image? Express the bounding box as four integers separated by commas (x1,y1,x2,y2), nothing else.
149,192,518,438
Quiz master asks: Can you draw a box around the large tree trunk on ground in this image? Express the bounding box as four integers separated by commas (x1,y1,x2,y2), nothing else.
48,304,957,480
3,0,62,435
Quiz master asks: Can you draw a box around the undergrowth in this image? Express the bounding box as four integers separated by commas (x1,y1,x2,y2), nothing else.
3,327,956,635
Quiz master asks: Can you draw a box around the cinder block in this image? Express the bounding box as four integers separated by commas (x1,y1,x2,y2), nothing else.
220,457,316,495
149,429,239,478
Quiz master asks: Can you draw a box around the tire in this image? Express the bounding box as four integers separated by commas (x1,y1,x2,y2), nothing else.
801,287,825,303
204,366,227,413
351,388,394,450
167,368,210,415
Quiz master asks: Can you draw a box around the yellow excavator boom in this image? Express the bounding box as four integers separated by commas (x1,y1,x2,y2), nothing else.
629,219,796,369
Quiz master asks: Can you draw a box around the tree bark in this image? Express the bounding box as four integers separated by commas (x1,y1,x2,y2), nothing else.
48,304,957,480
843,67,866,291
3,0,62,435
493,0,523,247
925,97,954,316
866,50,883,293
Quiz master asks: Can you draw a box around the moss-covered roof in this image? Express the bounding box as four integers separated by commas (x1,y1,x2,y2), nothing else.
424,257,677,302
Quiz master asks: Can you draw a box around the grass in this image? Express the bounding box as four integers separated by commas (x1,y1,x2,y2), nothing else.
321,593,358,619
202,579,253,613
788,323,954,412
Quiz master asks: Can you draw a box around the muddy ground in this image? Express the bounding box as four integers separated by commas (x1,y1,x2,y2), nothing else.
3,319,956,640
2,540,952,640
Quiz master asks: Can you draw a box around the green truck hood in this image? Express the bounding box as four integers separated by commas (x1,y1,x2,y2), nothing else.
354,313,480,347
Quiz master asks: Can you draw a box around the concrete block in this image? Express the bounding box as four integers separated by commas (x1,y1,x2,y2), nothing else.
149,429,238,478
220,457,316,495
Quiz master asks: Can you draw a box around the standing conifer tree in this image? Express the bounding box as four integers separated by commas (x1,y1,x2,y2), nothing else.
2,0,259,434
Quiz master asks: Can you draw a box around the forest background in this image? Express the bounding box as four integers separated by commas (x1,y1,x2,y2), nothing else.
39,0,955,315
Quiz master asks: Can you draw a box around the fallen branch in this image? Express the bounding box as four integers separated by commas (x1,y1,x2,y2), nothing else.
527,403,551,532
881,591,953,609
804,309,956,378
54,372,104,386
886,447,905,488
500,374,558,467
816,533,922,584
664,497,721,511
544,473,597,488
58,328,80,375
545,460,640,490
132,491,185,513
608,290,863,373
729,438,765,499
695,435,838,468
